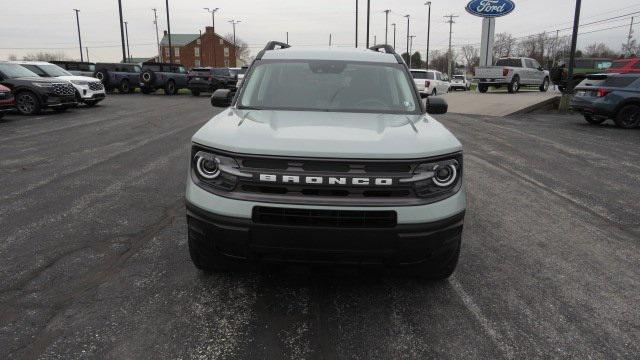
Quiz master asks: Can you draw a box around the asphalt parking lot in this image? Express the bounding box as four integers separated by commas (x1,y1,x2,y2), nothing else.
1,94,639,359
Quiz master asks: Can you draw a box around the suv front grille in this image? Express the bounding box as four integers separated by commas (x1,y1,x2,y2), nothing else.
88,82,104,91
253,206,397,228
51,83,75,96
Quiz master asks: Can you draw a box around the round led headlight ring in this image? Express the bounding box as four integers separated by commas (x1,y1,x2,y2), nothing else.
432,164,457,187
196,156,221,179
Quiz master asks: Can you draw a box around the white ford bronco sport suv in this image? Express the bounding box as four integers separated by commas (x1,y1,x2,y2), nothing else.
186,42,466,279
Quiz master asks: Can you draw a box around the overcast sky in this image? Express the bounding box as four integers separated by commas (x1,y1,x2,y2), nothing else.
1,0,638,62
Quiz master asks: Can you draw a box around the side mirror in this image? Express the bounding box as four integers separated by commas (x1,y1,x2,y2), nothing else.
424,97,448,115
210,89,233,107
538,66,544,71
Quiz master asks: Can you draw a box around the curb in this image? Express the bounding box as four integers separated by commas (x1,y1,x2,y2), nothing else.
505,96,561,116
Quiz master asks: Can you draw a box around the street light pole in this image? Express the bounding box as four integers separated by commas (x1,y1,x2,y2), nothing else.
409,35,416,68
366,0,371,47
229,20,241,65
165,0,173,63
152,8,161,62
124,21,131,62
355,0,358,48
425,1,431,70
73,9,84,62
392,23,396,50
383,10,390,45
404,15,410,63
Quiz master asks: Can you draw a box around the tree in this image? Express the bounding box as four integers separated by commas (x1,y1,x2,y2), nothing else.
223,34,250,64
428,50,449,74
7,54,18,61
622,38,639,57
22,51,69,61
584,42,617,58
461,45,479,70
494,32,516,58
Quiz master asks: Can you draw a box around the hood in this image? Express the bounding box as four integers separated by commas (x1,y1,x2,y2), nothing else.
57,75,100,82
14,77,68,83
192,109,462,159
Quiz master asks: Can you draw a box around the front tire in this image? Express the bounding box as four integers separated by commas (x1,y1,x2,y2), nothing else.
614,104,640,129
539,77,550,92
407,236,461,280
15,91,41,115
118,79,130,94
508,76,520,93
188,225,243,273
478,84,488,93
164,81,176,96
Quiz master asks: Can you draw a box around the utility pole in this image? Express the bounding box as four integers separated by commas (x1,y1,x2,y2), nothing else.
117,0,126,63
444,14,459,76
329,33,332,46
383,10,390,45
567,0,581,82
374,35,377,45
409,35,416,68
286,32,289,45
355,0,358,47
205,7,220,67
553,29,559,67
73,9,84,62
366,0,371,47
85,47,89,62
404,15,410,63
392,23,396,49
124,21,131,62
229,20,241,48
165,0,173,63
152,8,161,62
229,20,241,65
627,17,635,56
425,1,432,70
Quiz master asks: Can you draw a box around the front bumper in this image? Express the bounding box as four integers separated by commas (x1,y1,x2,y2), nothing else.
185,176,466,265
72,83,106,101
186,201,464,265
43,94,77,107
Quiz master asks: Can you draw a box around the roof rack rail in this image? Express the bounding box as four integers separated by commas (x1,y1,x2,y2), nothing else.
368,44,396,54
255,41,291,60
368,44,404,65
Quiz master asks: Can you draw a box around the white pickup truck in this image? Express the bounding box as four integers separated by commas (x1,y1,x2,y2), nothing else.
474,57,550,93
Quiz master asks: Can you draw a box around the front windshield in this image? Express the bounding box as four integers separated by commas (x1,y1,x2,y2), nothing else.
0,63,39,78
38,64,72,77
238,60,418,114
453,75,464,80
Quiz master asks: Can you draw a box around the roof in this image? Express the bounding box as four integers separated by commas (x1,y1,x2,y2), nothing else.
260,47,399,63
409,68,439,73
160,34,200,46
8,60,52,65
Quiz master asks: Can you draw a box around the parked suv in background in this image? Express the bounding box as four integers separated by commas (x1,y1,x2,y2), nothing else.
51,61,96,77
94,63,141,93
187,43,464,279
606,58,640,74
410,69,450,96
0,62,76,115
450,74,471,91
0,84,15,119
475,57,550,93
187,67,238,96
13,61,105,106
571,73,640,129
139,62,188,95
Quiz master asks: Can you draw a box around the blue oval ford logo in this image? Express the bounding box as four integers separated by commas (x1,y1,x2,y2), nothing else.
465,0,515,18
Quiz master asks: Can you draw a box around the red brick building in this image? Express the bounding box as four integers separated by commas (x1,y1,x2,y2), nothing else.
159,27,237,68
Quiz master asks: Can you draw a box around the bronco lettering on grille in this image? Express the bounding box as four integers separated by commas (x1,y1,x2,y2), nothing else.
258,174,394,186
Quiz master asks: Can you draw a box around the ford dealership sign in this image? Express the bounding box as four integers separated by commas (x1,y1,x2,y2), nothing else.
465,0,515,18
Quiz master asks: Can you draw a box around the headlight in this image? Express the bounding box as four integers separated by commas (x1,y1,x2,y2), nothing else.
32,82,54,88
70,80,89,86
192,149,246,191
411,155,462,199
